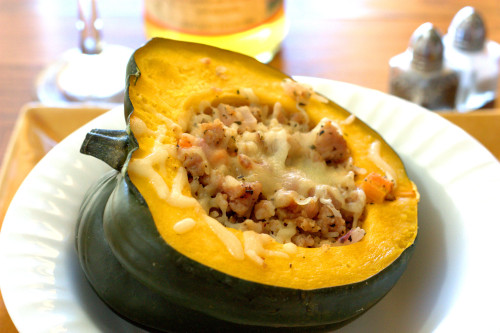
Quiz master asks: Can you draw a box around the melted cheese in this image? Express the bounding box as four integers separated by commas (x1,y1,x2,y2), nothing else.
243,231,288,266
369,140,397,186
242,130,353,199
290,159,352,195
345,188,366,228
155,113,183,136
341,114,356,125
282,242,298,255
173,218,196,234
275,222,298,244
263,128,290,169
167,167,199,208
131,138,244,259
138,92,378,256
130,117,154,136
240,87,259,104
128,148,171,200
204,216,244,260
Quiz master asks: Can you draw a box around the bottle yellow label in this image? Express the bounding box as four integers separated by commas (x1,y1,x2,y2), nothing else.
145,0,283,36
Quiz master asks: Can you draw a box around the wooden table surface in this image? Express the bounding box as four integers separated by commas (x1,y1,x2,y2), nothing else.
1,0,499,331
1,0,500,169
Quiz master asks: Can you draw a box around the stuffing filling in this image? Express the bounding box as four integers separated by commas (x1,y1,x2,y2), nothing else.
177,82,368,247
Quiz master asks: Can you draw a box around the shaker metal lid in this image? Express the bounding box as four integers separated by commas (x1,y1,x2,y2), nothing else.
449,6,486,51
410,23,443,72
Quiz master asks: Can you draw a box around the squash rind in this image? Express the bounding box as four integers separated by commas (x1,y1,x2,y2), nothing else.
77,37,418,330
76,171,248,332
104,177,415,326
124,38,417,289
77,170,415,330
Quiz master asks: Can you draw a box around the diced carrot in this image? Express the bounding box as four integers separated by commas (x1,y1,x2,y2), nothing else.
360,172,394,204
208,148,229,166
178,134,194,148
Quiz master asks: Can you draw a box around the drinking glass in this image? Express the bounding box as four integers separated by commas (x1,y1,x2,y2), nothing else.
36,0,133,104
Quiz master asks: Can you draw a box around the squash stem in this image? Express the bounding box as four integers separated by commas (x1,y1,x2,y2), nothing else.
81,129,130,171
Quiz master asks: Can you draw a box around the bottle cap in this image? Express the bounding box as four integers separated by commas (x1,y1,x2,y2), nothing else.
409,23,444,72
449,6,486,51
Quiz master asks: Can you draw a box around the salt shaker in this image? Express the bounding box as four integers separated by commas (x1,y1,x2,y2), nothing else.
389,23,459,110
443,6,500,112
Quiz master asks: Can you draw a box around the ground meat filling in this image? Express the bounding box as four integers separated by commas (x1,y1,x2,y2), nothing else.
177,92,366,248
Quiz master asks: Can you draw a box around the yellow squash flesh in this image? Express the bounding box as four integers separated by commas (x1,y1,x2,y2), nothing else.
126,38,418,290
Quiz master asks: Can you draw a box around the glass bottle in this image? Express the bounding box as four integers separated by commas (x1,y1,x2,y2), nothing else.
389,23,459,111
443,6,500,112
143,0,288,63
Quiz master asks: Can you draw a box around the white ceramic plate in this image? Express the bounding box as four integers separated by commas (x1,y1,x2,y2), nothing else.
1,78,500,333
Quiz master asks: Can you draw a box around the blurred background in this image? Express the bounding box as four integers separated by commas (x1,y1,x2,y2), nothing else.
1,0,500,144
1,0,499,149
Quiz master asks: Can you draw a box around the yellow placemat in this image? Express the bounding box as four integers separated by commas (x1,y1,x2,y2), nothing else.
0,103,110,332
441,109,500,160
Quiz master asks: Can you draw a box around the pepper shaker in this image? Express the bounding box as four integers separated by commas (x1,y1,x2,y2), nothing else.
443,6,500,112
389,23,459,110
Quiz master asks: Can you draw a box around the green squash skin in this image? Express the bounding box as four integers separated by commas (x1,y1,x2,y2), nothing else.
102,174,415,328
75,171,373,332
76,170,413,332
77,38,417,330
76,170,177,331
76,171,255,332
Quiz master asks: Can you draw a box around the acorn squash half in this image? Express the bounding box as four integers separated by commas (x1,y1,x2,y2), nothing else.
76,38,418,331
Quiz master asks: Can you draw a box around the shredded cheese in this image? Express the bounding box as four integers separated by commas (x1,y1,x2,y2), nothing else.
167,167,199,208
341,114,356,126
204,216,244,260
369,140,397,186
283,242,298,255
243,231,288,266
173,218,196,234
177,99,369,248
130,117,154,136
136,81,388,254
275,221,298,244
240,87,260,104
155,113,183,137
128,148,171,200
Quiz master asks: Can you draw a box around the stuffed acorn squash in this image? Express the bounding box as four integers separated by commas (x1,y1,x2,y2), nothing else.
76,38,418,332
